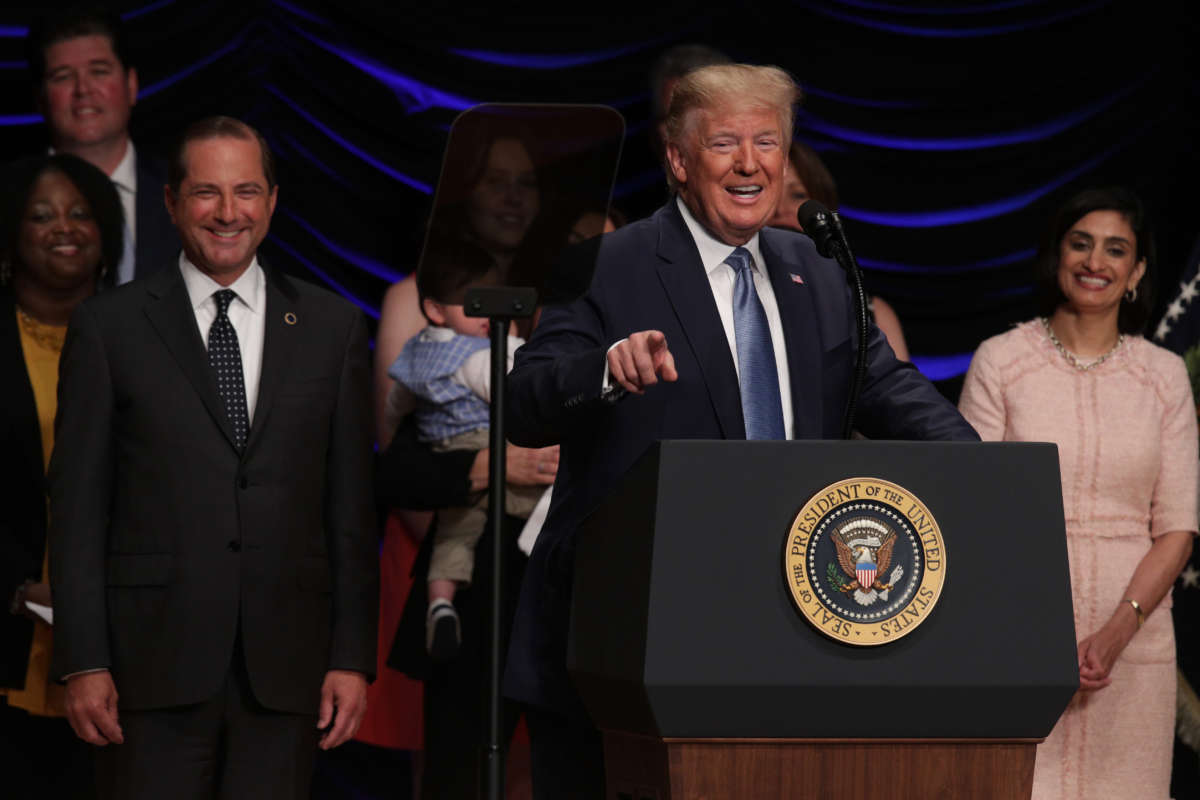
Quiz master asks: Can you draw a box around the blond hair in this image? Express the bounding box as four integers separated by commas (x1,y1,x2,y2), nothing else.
663,64,800,191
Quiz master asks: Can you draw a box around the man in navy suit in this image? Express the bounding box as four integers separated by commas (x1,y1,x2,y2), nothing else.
505,64,979,798
26,6,179,284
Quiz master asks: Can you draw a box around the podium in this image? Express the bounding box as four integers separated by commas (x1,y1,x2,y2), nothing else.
568,440,1078,799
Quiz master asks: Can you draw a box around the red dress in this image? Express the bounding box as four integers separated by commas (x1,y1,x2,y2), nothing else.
354,513,424,750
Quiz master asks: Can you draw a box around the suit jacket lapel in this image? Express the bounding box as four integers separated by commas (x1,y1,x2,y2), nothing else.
143,265,240,452
760,228,823,439
653,202,745,439
246,266,300,453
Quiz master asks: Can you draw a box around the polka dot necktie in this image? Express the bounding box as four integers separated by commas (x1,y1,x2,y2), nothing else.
726,247,786,440
208,289,249,450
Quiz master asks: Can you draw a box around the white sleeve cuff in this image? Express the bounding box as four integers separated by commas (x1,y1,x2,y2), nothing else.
602,339,626,392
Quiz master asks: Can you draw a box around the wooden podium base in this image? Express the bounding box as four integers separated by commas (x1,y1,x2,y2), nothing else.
603,732,1039,800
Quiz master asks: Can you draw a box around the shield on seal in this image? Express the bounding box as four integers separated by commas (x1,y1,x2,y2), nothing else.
857,561,877,589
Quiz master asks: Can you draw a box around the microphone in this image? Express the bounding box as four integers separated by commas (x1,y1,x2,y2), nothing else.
795,200,867,440
795,200,843,261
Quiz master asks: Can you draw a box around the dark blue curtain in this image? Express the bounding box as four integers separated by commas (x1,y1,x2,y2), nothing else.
3,0,1197,388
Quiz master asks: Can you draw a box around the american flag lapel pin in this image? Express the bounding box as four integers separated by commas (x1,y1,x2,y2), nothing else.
790,273,805,285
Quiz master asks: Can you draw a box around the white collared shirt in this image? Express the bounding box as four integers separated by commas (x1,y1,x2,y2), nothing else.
675,197,794,438
110,143,139,286
109,141,137,241
179,255,267,423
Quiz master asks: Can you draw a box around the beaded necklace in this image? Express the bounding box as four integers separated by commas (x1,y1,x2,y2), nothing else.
15,305,67,354
1040,317,1124,372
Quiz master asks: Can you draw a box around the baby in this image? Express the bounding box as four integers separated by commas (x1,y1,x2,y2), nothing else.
387,237,544,661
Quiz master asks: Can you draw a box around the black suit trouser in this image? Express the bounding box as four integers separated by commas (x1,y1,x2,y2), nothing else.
95,635,318,800
526,703,605,800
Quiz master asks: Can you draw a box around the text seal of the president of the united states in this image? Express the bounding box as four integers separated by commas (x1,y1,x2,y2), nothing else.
783,477,946,646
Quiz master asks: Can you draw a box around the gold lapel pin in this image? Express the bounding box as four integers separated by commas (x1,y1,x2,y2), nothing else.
284,312,297,326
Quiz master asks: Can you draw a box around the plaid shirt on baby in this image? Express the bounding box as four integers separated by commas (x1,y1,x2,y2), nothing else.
388,327,492,442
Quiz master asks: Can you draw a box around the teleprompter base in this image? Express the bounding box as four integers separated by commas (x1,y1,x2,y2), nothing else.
603,731,1040,800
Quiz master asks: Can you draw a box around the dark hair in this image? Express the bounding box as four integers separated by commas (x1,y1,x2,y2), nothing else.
1033,186,1155,334
427,111,545,286
565,206,627,247
649,44,732,121
787,140,840,211
433,114,540,211
416,235,500,316
1,153,124,288
25,5,132,85
168,116,276,192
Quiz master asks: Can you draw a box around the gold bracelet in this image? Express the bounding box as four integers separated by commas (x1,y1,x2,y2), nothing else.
1125,598,1145,628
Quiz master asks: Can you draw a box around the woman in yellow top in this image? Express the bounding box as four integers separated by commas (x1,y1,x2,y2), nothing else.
1,153,123,797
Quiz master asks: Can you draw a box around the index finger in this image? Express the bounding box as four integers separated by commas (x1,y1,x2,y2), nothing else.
642,330,667,349
640,330,675,382
659,346,678,382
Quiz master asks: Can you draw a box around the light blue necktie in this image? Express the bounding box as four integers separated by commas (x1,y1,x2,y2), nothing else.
726,247,786,440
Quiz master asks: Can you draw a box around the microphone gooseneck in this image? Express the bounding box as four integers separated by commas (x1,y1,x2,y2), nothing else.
795,201,869,439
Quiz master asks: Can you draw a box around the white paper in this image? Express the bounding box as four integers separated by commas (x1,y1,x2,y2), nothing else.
25,600,52,626
517,487,552,556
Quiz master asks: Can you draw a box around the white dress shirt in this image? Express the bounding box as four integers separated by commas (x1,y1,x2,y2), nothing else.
107,142,138,286
110,141,138,244
674,197,793,438
179,254,267,423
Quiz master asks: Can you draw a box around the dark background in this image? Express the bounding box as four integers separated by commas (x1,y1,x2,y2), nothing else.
2,0,1197,392
4,3,1200,795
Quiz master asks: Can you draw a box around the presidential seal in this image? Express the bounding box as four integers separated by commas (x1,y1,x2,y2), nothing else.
783,477,946,646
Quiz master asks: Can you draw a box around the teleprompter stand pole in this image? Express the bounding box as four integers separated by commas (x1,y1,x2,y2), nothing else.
464,286,538,800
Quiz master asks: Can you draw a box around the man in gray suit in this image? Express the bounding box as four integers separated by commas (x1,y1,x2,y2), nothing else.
49,116,377,798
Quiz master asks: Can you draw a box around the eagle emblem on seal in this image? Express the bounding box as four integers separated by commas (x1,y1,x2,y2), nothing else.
830,518,906,607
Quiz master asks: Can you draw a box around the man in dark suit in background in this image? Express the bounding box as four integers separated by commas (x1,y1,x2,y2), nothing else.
26,5,179,284
49,116,377,798
504,64,980,798
647,43,730,160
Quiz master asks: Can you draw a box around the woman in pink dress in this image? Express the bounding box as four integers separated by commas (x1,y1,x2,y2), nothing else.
959,187,1197,799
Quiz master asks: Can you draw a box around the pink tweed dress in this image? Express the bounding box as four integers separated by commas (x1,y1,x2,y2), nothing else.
959,320,1198,800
